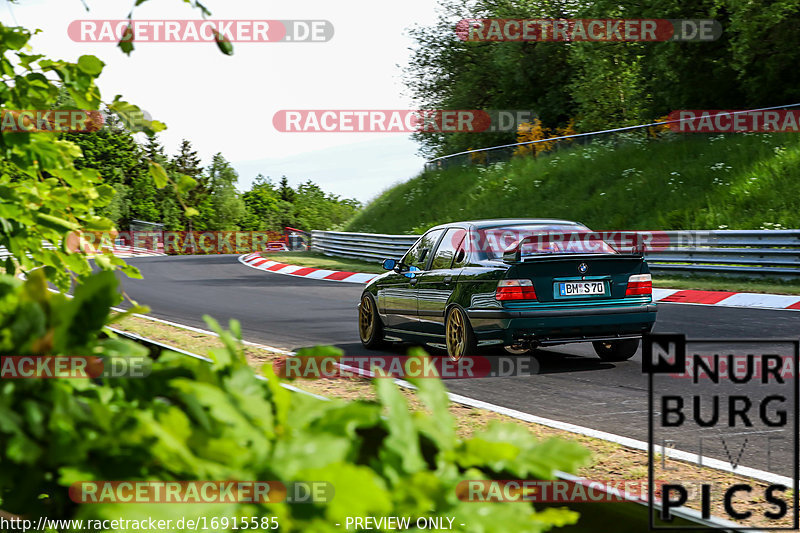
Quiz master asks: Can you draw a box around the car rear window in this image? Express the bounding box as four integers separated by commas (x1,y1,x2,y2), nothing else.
472,224,619,259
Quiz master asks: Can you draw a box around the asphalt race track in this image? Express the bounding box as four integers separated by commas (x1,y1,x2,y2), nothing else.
117,255,800,480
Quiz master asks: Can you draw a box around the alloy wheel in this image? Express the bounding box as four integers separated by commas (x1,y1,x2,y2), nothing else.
359,295,375,343
446,309,465,362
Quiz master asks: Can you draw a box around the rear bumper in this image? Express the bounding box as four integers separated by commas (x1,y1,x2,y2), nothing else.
467,303,657,345
468,303,657,319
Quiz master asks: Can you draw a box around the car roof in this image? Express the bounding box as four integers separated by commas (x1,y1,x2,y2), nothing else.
428,218,584,231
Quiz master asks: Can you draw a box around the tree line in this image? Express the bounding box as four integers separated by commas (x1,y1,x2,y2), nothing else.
407,0,800,157
63,112,360,233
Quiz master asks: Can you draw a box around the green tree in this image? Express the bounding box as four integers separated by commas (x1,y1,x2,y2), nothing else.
241,174,280,231
293,180,361,231
568,42,647,130
132,136,184,229
407,0,800,156
143,134,167,163
62,111,142,226
204,153,246,230
406,0,578,157
241,176,361,232
65,111,141,186
169,139,205,231
278,175,295,202
169,138,203,178
721,0,800,105
571,0,742,123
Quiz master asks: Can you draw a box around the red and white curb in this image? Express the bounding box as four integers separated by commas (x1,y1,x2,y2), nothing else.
238,253,377,284
239,253,800,310
651,288,800,311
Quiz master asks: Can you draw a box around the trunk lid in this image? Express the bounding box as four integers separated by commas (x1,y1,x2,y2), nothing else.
505,254,647,302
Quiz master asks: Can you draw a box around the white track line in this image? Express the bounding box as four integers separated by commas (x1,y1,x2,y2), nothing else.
110,308,295,355
413,384,794,487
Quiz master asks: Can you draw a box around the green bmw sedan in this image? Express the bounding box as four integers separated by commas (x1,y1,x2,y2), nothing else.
358,219,657,362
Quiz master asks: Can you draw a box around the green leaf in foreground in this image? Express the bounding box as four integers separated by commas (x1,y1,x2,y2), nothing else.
35,213,79,232
403,348,456,451
212,29,234,55
176,173,197,195
0,269,587,532
76,55,104,75
117,24,134,55
375,375,427,475
148,160,168,188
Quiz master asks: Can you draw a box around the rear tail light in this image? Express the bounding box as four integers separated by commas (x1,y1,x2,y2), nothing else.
626,274,652,296
496,279,537,301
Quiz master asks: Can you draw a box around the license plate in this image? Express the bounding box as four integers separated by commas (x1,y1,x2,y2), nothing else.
559,281,605,296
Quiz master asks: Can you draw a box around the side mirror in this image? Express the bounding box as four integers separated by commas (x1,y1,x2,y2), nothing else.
382,258,397,271
454,248,466,264
404,265,420,278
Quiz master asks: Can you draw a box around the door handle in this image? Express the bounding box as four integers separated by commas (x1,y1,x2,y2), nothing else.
409,278,419,286
443,276,453,284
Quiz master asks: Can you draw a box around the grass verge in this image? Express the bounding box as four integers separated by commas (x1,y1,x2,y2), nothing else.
346,132,800,234
113,313,793,528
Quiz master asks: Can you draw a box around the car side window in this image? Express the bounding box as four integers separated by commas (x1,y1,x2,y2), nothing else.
404,229,444,270
430,228,466,270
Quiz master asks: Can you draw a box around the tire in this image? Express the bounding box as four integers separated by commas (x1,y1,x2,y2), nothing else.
358,293,387,349
592,339,640,361
445,306,477,362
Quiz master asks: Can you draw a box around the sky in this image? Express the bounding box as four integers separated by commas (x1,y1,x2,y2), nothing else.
2,0,442,201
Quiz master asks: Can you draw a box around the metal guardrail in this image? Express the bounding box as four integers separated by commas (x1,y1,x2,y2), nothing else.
649,230,800,277
311,229,800,279
311,230,419,263
424,103,800,171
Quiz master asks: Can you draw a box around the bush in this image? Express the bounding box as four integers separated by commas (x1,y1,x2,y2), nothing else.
0,270,589,532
